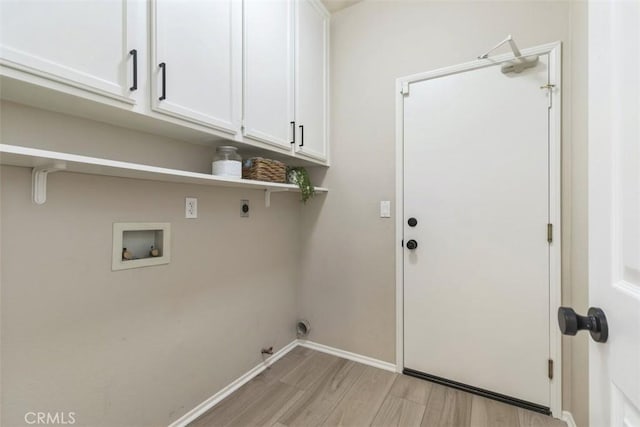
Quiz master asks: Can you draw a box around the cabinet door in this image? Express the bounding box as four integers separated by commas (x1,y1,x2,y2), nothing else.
0,0,142,104
151,0,241,134
243,0,295,151
294,0,329,162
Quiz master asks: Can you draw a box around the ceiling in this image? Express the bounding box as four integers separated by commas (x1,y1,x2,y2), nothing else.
321,0,363,13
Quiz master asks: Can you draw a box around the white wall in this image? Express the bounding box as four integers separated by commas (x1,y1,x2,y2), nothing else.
299,1,589,425
0,102,302,426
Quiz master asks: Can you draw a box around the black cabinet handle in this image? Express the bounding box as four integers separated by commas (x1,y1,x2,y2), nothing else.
159,62,166,101
129,49,138,91
290,121,296,144
558,306,608,343
299,124,304,147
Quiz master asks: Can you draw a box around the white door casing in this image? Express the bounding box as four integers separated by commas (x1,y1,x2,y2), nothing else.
588,1,640,426
0,0,144,104
396,42,562,416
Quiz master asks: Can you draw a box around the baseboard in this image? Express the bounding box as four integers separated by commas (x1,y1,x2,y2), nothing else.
562,411,577,427
168,340,298,427
297,339,397,372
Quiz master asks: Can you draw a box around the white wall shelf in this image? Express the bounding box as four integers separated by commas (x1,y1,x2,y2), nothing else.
0,144,327,206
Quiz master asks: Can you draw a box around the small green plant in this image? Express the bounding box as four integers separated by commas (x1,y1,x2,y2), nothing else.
287,167,315,203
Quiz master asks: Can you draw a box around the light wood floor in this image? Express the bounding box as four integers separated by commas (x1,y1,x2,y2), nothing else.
190,347,567,427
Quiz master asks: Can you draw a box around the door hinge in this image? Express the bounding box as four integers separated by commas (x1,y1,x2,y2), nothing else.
547,223,553,243
548,359,554,380
401,82,410,95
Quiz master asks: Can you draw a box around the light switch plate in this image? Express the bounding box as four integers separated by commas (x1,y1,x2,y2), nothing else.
380,201,391,218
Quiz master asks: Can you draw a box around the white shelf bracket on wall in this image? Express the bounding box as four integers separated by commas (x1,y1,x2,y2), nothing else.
32,162,67,204
264,188,289,208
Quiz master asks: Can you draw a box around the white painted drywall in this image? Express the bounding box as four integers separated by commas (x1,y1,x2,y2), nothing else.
0,102,301,426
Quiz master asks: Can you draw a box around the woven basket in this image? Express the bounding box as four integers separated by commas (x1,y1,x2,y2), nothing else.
242,158,287,183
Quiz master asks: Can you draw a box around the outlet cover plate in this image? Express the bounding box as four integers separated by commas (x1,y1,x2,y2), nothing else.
186,197,198,219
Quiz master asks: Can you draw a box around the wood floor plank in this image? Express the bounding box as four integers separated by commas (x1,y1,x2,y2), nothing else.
371,395,426,427
420,383,472,427
188,379,271,427
287,345,315,359
321,365,397,426
261,347,315,382
226,381,305,427
517,408,567,427
470,394,520,427
191,349,559,427
278,358,366,427
280,351,341,391
189,348,313,427
389,374,434,406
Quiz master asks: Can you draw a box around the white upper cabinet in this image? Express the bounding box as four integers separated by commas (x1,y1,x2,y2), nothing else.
294,0,329,162
151,0,242,134
0,0,328,165
0,0,144,104
243,0,329,163
243,0,295,151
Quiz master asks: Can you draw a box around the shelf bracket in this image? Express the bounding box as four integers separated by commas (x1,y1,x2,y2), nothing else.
32,162,66,204
264,188,289,208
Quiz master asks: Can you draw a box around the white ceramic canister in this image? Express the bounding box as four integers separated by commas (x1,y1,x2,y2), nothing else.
212,146,242,178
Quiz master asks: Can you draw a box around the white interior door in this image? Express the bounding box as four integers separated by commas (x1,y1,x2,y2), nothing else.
588,1,640,426
403,55,554,409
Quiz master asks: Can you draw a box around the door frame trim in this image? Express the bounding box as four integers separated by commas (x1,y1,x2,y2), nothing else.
394,41,563,417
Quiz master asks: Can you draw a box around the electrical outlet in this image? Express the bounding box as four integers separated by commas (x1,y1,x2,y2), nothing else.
185,197,198,219
240,199,249,217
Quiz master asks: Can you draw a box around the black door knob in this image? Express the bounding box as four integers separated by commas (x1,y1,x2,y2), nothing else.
408,218,418,227
406,239,418,250
558,306,608,343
